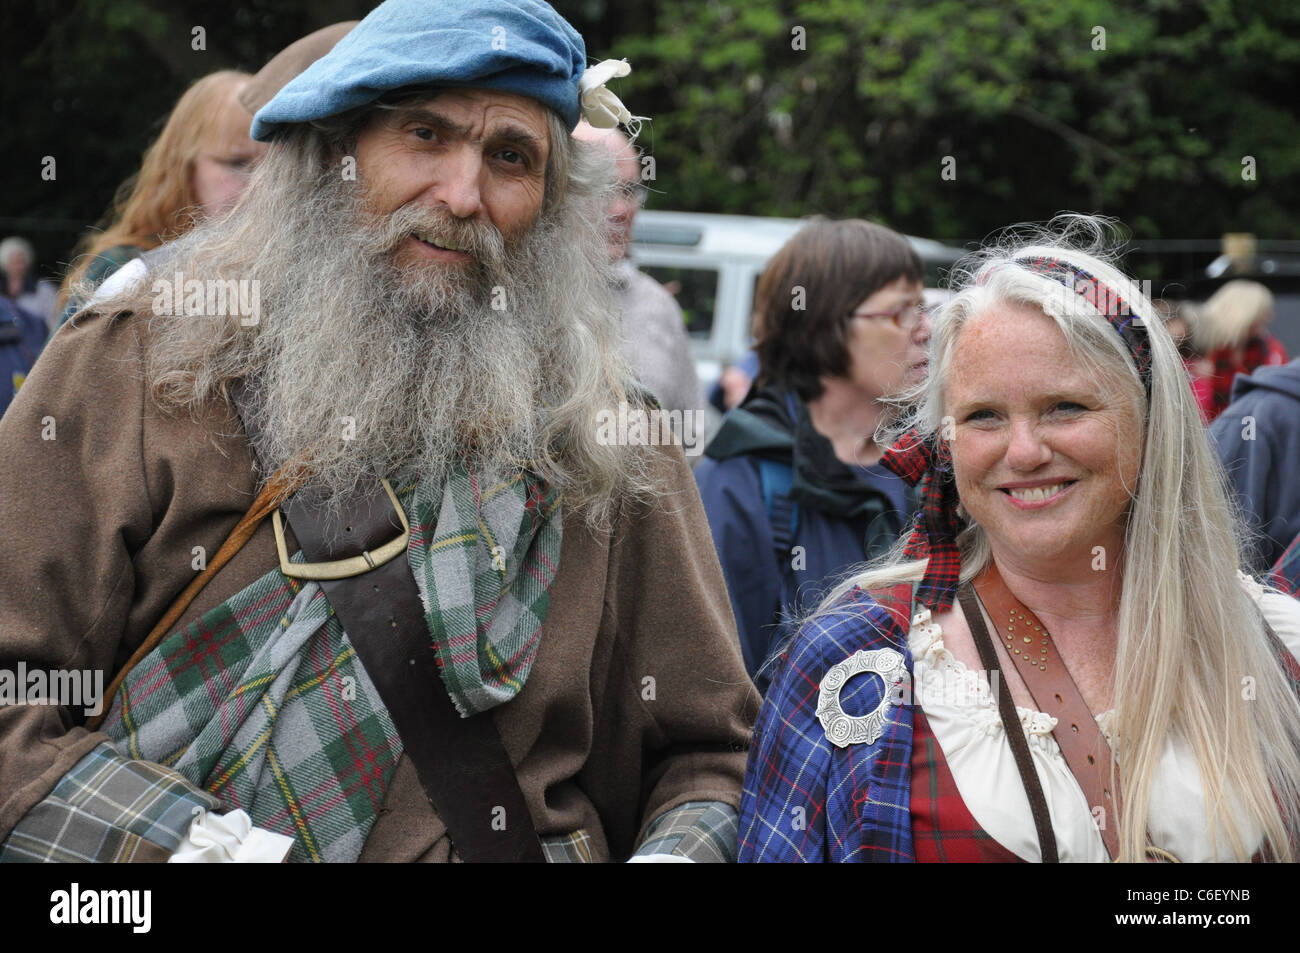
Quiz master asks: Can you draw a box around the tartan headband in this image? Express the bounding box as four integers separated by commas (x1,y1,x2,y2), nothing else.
1012,256,1154,399
879,255,1153,612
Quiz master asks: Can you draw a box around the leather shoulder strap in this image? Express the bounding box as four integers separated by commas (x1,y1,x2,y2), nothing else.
283,486,545,863
971,566,1121,860
1261,614,1300,687
958,583,1060,862
88,464,304,731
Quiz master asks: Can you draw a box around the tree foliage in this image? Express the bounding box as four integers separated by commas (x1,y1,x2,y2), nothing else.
597,0,1300,252
5,0,1298,284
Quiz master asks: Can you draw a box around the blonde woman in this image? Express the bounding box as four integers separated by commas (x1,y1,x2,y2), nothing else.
739,217,1300,863
58,70,266,325
1199,279,1288,423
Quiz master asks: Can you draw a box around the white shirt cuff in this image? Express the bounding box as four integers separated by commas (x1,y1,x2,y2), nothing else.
626,853,696,863
168,809,294,863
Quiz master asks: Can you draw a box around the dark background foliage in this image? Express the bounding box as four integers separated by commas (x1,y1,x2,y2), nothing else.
5,0,1299,287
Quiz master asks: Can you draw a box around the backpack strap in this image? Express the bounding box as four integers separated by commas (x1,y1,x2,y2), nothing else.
757,457,800,557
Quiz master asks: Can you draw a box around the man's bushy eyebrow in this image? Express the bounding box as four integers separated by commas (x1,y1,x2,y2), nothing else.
385,106,545,152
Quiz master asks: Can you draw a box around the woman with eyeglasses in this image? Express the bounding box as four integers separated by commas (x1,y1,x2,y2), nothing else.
695,218,929,693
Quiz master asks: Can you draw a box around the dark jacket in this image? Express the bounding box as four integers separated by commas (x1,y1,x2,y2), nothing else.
694,385,916,690
1210,359,1300,572
0,296,45,418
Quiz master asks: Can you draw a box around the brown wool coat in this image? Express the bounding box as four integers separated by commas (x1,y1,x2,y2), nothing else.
0,309,759,861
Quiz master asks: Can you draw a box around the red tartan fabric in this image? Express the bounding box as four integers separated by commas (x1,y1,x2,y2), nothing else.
879,428,961,613
911,710,1022,863
1206,335,1290,423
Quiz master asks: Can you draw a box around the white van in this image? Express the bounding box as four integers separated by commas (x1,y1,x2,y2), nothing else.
629,210,966,388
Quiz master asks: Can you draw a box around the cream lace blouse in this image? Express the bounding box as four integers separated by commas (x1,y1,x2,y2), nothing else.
909,576,1300,862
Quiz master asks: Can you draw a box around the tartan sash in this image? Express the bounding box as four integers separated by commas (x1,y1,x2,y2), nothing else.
739,584,917,862
99,467,562,862
911,710,1022,863
880,429,961,613
409,467,562,715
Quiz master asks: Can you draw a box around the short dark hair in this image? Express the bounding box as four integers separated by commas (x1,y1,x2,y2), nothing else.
753,218,923,400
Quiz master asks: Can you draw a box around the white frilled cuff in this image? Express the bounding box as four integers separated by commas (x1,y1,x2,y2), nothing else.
168,809,294,863
625,854,695,863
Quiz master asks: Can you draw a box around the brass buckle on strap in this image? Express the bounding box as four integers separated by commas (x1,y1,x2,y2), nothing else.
272,478,410,581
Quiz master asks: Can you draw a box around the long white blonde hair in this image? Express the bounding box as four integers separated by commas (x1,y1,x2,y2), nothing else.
824,215,1300,862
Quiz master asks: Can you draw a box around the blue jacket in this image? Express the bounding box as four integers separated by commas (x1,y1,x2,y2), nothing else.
1211,360,1300,572
0,297,46,418
695,386,916,690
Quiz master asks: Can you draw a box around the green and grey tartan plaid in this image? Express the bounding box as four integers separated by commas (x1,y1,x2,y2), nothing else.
96,467,561,863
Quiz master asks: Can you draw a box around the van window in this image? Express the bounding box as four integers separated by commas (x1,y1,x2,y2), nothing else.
639,265,719,340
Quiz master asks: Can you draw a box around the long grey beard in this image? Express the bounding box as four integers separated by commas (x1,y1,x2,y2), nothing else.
144,162,596,505
247,196,574,502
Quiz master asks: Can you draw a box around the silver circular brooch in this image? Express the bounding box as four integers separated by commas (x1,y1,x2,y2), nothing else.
816,648,908,748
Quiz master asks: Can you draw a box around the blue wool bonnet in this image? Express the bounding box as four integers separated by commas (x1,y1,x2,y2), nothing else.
251,0,588,140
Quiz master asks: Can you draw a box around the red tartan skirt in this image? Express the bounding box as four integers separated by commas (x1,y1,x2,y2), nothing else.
911,710,1023,863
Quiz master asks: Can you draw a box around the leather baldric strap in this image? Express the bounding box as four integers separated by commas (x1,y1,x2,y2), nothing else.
87,463,308,732
282,484,546,863
967,563,1122,860
220,379,543,862
958,584,1059,862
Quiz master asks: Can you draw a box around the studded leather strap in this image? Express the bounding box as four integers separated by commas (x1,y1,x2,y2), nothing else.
971,562,1122,860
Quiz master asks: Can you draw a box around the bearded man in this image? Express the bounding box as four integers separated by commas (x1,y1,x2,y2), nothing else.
0,0,756,864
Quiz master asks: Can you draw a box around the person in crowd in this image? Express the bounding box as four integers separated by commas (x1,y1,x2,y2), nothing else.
740,217,1300,863
1,237,59,333
1155,299,1214,419
572,121,705,438
695,219,925,689
710,351,759,415
57,70,267,324
1210,356,1300,573
0,294,46,417
0,0,755,864
237,21,358,118
1197,279,1288,423
80,25,360,313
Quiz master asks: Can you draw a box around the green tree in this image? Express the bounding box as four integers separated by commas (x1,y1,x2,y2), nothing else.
604,0,1300,268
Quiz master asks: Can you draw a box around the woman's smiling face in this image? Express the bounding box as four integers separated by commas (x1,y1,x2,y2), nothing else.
944,303,1142,569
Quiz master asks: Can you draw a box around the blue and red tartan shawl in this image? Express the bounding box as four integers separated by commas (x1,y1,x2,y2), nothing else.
1272,534,1300,598
880,431,960,612
738,584,918,862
